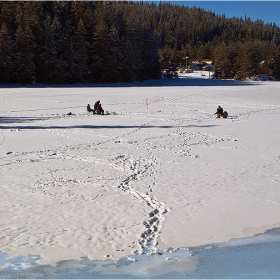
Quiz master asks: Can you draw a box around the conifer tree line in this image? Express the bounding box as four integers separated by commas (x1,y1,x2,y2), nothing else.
0,1,280,84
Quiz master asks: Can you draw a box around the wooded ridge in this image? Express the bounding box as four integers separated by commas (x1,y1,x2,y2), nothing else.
1,1,280,84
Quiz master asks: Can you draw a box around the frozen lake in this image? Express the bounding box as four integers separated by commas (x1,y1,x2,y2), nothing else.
1,73,280,278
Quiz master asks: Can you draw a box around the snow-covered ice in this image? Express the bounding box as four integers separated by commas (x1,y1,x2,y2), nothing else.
1,71,280,276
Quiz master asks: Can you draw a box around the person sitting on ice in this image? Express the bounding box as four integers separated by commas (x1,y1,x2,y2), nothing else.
87,104,95,114
215,106,224,118
96,103,104,115
223,111,228,118
94,100,100,113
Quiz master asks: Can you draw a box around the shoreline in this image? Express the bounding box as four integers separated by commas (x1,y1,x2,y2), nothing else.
1,227,280,278
3,225,280,267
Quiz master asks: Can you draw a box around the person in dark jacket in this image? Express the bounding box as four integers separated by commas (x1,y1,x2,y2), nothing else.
223,111,228,118
96,103,104,115
87,104,95,114
215,106,224,118
94,100,100,112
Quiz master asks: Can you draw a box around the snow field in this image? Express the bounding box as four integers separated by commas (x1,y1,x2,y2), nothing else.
1,74,280,266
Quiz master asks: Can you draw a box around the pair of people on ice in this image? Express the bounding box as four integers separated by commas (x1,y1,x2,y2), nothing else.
215,106,228,118
87,100,104,115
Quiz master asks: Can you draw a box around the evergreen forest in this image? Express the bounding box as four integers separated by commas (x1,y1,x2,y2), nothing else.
1,1,280,84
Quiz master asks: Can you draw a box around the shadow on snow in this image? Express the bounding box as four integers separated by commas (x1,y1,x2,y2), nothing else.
0,76,263,89
0,123,218,130
0,116,52,124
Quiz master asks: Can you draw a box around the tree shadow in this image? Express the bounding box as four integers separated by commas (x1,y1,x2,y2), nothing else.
0,75,262,89
0,123,218,130
0,116,55,124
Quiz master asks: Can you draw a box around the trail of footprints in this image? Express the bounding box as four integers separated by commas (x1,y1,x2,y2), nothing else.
6,115,241,257
7,131,169,255
4,104,248,257
113,145,169,255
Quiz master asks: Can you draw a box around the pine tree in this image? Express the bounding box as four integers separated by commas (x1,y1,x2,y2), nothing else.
27,2,45,83
140,27,161,80
0,2,18,37
234,42,250,80
274,45,280,78
213,42,237,78
40,14,59,83
0,22,13,82
14,23,36,84
74,18,89,82
61,19,76,83
91,2,110,82
244,40,265,77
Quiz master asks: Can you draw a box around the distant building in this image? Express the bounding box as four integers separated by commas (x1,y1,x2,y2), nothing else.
192,59,213,71
202,59,213,71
